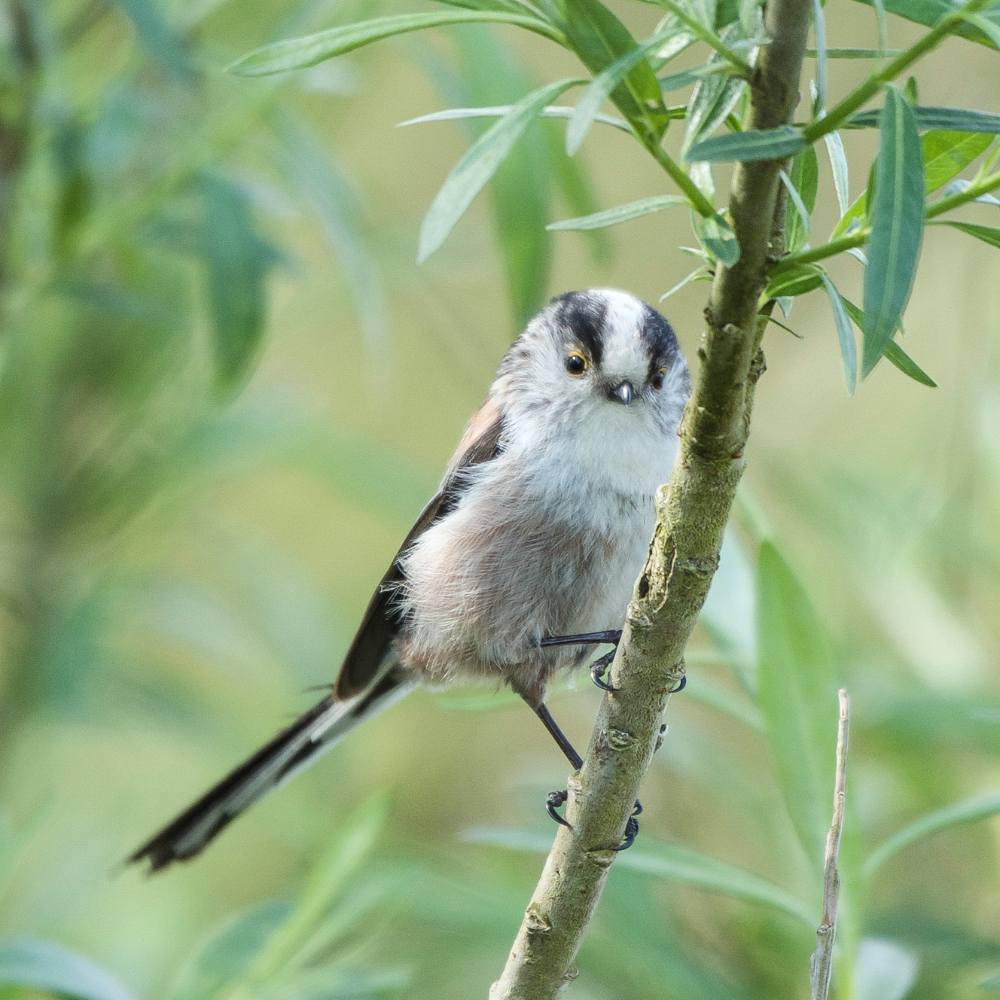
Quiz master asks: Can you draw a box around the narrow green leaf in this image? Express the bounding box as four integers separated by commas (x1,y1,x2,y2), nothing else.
738,0,762,35
228,11,562,76
246,794,391,982
658,64,729,91
171,902,290,1000
831,189,867,239
434,0,544,14
871,0,888,53
811,0,827,111
453,27,554,326
862,86,924,376
840,296,937,387
692,210,740,265
961,10,1000,48
849,0,1000,48
849,106,1000,134
865,792,1000,877
824,131,851,215
556,0,668,137
548,194,686,230
567,23,677,155
938,176,1000,206
780,171,811,250
463,827,815,924
686,125,806,162
756,541,838,867
784,144,819,252
400,104,629,134
417,78,579,263
764,262,823,299
650,15,695,67
820,274,857,394
683,29,747,151
200,175,272,393
931,219,1000,248
0,938,137,1000
883,341,937,387
660,265,711,301
922,130,994,192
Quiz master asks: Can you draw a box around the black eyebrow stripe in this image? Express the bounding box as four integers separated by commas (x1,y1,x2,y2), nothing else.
551,291,607,367
641,303,680,378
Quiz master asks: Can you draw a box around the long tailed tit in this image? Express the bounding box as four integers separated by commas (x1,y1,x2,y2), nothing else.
130,289,691,871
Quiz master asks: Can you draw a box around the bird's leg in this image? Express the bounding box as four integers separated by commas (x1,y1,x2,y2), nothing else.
540,630,622,692
530,701,640,850
540,630,687,695
539,629,622,649
533,703,581,830
534,702,583,770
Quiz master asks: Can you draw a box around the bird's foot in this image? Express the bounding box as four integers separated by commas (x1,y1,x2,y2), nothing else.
613,801,643,852
546,789,571,829
545,792,643,850
589,649,618,693
670,674,687,694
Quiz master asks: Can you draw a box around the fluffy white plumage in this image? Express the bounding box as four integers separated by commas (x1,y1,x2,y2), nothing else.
398,288,689,703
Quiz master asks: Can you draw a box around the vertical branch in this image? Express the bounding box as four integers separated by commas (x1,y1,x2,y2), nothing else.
810,689,851,1000
490,0,813,995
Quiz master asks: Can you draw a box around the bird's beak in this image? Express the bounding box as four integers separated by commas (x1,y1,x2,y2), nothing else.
608,380,635,406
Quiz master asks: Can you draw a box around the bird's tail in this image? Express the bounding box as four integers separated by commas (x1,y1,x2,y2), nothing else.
128,665,412,872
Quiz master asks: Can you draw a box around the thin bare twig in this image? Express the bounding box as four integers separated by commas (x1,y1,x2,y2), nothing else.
810,689,851,1000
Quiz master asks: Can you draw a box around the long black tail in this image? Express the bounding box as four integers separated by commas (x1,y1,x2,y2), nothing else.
128,667,411,872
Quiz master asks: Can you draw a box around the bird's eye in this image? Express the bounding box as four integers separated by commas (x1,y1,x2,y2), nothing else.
565,352,588,376
651,368,667,390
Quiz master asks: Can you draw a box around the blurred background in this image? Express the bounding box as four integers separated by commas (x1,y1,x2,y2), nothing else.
1,1,998,998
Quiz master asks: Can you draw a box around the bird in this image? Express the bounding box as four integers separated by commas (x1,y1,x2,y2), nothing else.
128,288,691,871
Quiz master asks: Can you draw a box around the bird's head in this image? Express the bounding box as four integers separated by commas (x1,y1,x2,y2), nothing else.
495,289,690,447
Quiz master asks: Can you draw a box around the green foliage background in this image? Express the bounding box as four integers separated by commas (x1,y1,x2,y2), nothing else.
1,1,998,998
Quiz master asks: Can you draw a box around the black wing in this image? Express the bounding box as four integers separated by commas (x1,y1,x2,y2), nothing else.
333,398,504,698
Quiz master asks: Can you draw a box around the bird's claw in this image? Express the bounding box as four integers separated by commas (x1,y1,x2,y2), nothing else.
546,789,571,829
615,812,640,851
589,650,618,693
547,791,642,848
669,674,687,694
611,800,642,851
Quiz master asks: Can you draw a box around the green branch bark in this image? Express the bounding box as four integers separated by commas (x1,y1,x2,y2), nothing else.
489,0,813,995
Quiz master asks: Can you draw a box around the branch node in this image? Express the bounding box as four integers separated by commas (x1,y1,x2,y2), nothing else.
676,553,720,577
625,597,653,628
605,727,637,751
585,848,616,869
525,904,552,935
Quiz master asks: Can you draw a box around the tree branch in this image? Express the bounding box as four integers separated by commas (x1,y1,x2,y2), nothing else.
809,689,851,1000
490,1,813,995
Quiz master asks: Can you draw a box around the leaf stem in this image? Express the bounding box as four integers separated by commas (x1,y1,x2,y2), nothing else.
926,167,1000,218
654,0,753,77
773,167,1000,274
802,0,995,143
644,139,717,217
